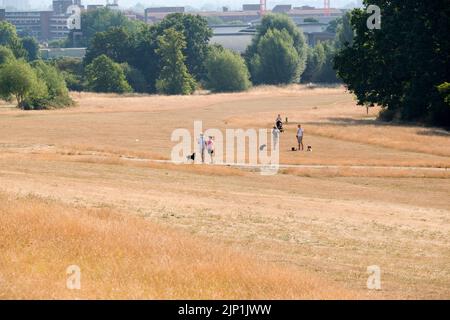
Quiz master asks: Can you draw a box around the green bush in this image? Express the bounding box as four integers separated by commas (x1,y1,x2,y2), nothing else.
0,45,15,65
31,60,73,108
51,57,84,91
121,63,147,93
155,28,196,95
246,14,307,85
85,55,132,93
0,21,27,59
249,28,302,85
204,46,251,92
0,60,46,108
21,36,39,61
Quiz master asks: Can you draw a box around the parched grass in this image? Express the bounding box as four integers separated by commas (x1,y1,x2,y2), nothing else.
0,193,355,300
281,167,450,179
307,123,450,159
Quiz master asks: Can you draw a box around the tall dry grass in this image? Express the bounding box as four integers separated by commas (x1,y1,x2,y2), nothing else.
307,123,450,159
0,193,355,299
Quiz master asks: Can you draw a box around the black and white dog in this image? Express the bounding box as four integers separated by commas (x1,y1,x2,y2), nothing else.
186,153,196,162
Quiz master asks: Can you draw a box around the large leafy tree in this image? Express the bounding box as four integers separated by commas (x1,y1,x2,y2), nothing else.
249,28,303,85
246,14,307,84
155,28,196,95
301,44,326,83
335,11,354,49
205,46,251,92
21,36,40,61
0,45,15,65
68,7,141,47
0,21,27,59
85,54,132,93
334,1,450,127
84,27,132,65
154,13,212,81
0,60,45,108
32,60,71,104
128,24,159,92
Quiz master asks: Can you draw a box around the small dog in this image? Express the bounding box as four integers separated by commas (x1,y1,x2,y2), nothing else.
307,146,313,152
186,153,196,161
291,147,297,151
260,144,267,151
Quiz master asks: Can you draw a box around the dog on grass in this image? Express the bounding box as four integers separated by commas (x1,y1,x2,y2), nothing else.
186,153,196,162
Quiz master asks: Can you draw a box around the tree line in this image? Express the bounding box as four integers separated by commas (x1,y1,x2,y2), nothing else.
57,9,342,96
0,21,72,109
1,3,447,128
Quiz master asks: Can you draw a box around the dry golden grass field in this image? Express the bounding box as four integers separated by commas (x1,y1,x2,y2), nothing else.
0,85,449,299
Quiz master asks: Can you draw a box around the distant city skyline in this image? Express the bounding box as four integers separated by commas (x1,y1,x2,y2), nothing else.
1,0,362,11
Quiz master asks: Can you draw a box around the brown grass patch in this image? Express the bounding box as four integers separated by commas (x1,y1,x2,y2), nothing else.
307,123,450,159
0,192,355,299
281,167,450,179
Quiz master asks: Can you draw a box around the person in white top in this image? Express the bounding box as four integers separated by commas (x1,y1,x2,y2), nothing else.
272,126,280,150
296,124,304,151
198,133,206,163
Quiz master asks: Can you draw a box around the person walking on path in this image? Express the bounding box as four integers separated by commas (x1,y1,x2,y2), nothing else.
198,133,207,163
206,136,215,164
272,126,280,150
296,125,304,151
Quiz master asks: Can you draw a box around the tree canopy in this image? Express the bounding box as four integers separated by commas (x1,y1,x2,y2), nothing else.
246,14,307,84
205,46,251,92
85,54,132,93
155,28,196,95
334,0,450,127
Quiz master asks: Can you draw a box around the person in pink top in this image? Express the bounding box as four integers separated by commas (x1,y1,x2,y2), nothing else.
206,136,215,164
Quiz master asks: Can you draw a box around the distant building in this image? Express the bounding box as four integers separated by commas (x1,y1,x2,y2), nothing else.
272,5,292,13
144,7,185,23
52,0,74,15
0,0,83,41
242,4,260,11
144,6,343,25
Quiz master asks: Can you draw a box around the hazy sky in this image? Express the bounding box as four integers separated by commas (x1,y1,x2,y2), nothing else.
21,1,358,11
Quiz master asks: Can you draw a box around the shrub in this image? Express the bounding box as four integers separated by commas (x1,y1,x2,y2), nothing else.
204,46,251,92
85,55,132,93
0,45,15,65
0,60,44,108
31,60,73,108
155,28,196,95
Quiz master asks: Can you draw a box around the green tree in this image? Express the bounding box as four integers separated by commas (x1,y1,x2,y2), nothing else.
0,21,27,59
32,60,72,107
67,7,141,47
335,11,354,49
246,14,307,84
51,57,84,91
301,43,325,83
205,46,251,92
84,27,132,65
128,24,159,92
155,14,212,81
155,28,196,95
249,28,302,85
0,60,44,108
314,42,340,83
21,36,40,61
334,1,450,127
304,17,319,23
326,17,342,33
121,63,147,93
85,54,132,93
0,45,16,65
